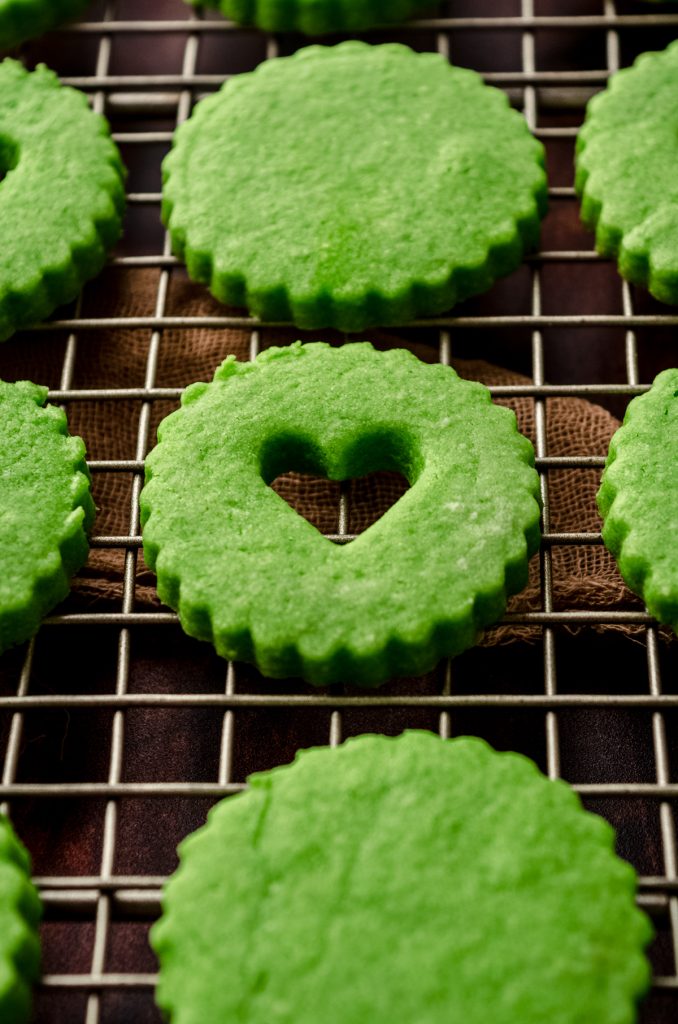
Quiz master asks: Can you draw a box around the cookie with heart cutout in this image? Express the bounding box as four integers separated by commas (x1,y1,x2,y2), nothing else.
140,342,541,686
0,0,90,49
162,41,547,332
598,367,678,632
0,378,95,654
152,731,652,1024
184,0,435,34
0,815,41,1023
0,58,125,342
575,39,678,304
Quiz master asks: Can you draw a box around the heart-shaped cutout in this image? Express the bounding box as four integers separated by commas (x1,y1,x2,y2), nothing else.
265,434,412,543
270,470,411,542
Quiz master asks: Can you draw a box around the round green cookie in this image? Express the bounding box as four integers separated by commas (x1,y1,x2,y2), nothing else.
186,0,434,34
0,0,89,50
162,42,547,332
0,59,125,342
0,379,95,654
0,815,41,1024
598,368,678,632
141,342,541,686
576,40,678,304
152,731,652,1024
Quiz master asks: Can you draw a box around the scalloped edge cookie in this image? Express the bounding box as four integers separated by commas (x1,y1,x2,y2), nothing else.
575,40,678,304
598,367,678,631
152,731,652,1024
0,379,95,653
0,59,125,342
162,42,547,333
140,342,541,685
0,815,41,1023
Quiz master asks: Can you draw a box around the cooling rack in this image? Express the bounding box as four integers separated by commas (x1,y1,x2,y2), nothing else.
0,0,677,1021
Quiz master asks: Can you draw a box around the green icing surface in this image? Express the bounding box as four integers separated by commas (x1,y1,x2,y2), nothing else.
152,731,652,1024
185,0,434,34
598,368,678,632
0,379,94,653
141,342,541,685
0,815,41,1024
0,59,125,342
162,42,547,332
576,40,678,304
0,0,89,49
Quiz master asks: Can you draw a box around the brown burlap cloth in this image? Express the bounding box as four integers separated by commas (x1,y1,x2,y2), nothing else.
1,266,642,646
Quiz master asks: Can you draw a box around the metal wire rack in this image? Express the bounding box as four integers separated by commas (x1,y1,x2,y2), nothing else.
0,0,677,1020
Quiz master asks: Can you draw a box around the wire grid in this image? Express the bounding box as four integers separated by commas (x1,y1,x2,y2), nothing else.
0,0,677,1020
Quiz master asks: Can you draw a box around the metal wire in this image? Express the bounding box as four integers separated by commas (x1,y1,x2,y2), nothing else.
1,1,677,1018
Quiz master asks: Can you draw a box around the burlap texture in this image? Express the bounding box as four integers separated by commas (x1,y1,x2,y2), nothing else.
0,266,639,641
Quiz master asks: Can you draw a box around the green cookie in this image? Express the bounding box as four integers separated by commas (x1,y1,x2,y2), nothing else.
185,0,434,34
598,368,678,632
0,0,89,49
576,40,678,304
153,731,652,1024
141,342,541,686
0,59,125,342
162,42,547,332
0,379,95,654
0,816,41,1024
